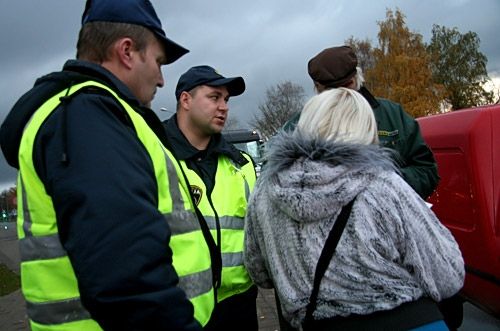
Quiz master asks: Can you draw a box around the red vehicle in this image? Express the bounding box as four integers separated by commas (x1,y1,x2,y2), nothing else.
417,104,500,317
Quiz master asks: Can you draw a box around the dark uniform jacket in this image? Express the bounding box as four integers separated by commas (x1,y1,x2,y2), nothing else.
0,60,202,331
283,87,439,199
162,116,259,331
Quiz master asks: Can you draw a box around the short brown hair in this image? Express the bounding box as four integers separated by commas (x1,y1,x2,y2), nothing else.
76,21,154,63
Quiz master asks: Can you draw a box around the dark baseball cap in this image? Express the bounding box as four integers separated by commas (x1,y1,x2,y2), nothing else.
81,0,189,64
175,65,245,100
308,46,358,88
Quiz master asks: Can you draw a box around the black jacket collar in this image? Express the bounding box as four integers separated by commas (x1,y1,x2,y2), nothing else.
62,60,140,106
0,60,145,168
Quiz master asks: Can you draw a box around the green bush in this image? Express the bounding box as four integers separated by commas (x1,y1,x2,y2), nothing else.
0,263,20,296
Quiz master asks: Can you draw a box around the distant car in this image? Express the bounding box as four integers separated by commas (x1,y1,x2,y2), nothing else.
418,104,500,318
223,129,264,175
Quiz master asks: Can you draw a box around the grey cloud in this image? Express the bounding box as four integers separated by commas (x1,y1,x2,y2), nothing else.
0,0,499,189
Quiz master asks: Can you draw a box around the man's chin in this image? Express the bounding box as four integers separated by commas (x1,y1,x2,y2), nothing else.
210,126,224,135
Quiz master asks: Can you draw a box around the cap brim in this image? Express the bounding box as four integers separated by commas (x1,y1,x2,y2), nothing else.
158,34,189,64
207,77,246,97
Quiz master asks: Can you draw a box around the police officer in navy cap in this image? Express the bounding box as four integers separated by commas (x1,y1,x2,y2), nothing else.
0,1,211,330
163,65,259,331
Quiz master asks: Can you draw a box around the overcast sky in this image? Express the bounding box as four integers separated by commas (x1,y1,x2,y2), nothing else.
0,0,499,190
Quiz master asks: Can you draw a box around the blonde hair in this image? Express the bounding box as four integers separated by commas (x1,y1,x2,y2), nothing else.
297,88,378,145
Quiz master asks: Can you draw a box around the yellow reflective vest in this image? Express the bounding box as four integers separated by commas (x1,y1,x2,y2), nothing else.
180,154,256,302
17,81,214,330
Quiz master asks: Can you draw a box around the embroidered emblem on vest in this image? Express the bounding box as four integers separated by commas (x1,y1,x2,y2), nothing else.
191,185,203,206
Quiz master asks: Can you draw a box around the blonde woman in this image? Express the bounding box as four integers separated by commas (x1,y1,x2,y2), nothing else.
244,88,464,330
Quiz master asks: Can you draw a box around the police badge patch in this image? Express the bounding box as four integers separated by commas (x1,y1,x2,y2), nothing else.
190,185,203,206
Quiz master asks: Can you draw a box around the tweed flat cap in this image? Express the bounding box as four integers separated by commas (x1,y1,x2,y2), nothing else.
308,46,358,88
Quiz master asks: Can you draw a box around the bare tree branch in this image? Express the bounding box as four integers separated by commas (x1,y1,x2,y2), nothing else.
251,81,305,138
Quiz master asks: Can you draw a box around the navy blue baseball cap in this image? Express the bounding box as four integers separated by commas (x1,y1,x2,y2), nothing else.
175,65,245,100
81,0,189,64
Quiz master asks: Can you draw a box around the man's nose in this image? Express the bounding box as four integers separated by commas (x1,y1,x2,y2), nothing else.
158,71,164,88
219,99,229,111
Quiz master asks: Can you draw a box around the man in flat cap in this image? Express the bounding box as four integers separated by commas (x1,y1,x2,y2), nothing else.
0,1,211,330
284,45,439,200
163,65,259,331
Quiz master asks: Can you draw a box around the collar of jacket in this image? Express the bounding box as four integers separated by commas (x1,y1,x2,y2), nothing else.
358,86,380,109
163,115,248,166
260,130,398,185
65,61,169,143
0,60,147,169
63,60,141,106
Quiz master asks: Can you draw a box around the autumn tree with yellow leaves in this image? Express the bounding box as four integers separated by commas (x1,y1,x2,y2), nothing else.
365,9,446,117
347,8,494,116
253,8,494,137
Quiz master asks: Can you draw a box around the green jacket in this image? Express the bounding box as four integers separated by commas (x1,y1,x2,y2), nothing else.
282,87,439,199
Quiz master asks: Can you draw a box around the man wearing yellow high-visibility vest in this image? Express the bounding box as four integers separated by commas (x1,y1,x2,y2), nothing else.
163,65,258,331
0,1,216,330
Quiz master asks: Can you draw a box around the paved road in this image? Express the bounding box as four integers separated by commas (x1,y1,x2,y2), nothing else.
0,222,27,331
1,223,498,331
0,223,280,331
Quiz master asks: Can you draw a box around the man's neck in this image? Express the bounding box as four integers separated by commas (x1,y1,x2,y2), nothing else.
178,121,211,151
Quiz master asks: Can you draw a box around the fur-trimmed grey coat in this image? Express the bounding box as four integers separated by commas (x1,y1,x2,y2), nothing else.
243,132,464,328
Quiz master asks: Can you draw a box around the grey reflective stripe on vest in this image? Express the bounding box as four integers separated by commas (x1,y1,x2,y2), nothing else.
163,151,199,234
164,212,200,234
206,215,246,267
19,174,68,263
163,151,212,298
222,251,243,267
165,151,184,214
20,234,66,261
20,175,33,237
19,181,93,325
177,268,213,299
205,215,244,230
26,297,91,325
244,179,250,201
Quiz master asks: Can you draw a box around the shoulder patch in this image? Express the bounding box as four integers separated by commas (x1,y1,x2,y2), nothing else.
190,185,203,206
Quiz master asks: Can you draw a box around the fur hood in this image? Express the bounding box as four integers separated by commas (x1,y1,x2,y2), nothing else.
259,131,398,224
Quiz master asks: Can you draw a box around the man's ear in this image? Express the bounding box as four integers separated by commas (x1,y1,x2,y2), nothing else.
179,91,191,110
114,37,135,70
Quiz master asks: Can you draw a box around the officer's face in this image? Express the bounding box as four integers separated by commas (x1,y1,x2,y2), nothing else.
185,85,230,136
129,36,166,107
